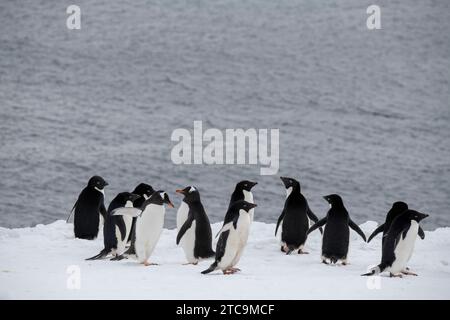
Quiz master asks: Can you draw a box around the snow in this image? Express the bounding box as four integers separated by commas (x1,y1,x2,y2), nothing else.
1,220,449,299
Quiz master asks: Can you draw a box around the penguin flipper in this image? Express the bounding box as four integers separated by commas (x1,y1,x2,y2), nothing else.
306,205,323,234
307,217,327,235
66,200,78,223
349,219,367,242
418,226,425,240
111,207,142,217
176,216,194,245
275,209,285,236
367,223,385,243
116,218,127,242
99,203,107,219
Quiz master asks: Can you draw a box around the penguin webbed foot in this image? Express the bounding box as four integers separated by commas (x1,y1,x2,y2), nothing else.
390,273,403,278
401,269,418,276
110,254,127,261
143,261,159,266
223,268,240,275
298,249,309,254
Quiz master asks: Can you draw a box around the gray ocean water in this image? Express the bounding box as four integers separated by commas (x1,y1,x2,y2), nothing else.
1,0,449,230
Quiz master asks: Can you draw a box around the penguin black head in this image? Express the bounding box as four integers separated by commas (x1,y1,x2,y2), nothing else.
115,192,140,205
323,194,343,206
235,180,258,192
176,186,200,202
230,200,258,213
392,201,408,212
87,176,108,190
145,190,174,208
406,210,429,222
132,183,155,198
280,177,300,191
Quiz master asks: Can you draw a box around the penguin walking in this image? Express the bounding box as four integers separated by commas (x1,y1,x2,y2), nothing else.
367,201,425,243
275,177,322,254
202,200,257,275
176,186,215,265
362,210,428,277
86,192,139,260
308,194,367,264
125,183,155,255
134,191,174,266
71,176,108,240
227,181,257,222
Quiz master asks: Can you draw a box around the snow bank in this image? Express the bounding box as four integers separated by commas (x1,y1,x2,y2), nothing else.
1,220,449,299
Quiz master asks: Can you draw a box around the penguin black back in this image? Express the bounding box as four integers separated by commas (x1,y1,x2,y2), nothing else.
308,194,366,264
367,202,425,243
73,175,108,240
176,186,215,259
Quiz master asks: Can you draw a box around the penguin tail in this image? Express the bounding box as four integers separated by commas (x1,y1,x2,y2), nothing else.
201,261,218,274
86,249,109,261
361,265,382,276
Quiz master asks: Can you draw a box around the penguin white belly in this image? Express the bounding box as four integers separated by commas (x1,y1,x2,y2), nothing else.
390,221,419,274
243,190,254,223
177,201,197,263
135,204,165,263
219,212,251,269
115,215,133,255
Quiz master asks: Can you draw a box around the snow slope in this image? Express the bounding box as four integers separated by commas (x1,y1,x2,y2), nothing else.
0,220,449,299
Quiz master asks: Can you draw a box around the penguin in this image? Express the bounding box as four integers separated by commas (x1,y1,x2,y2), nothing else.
86,192,139,260
275,177,322,254
227,180,257,222
125,183,155,255
362,210,429,277
71,175,108,240
134,191,174,266
307,194,367,264
176,186,215,265
367,201,425,243
202,200,257,275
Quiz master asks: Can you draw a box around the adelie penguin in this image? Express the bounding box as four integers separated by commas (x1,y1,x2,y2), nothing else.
134,191,174,266
275,177,321,254
86,192,139,261
227,180,257,223
202,200,257,275
362,210,429,278
308,194,367,265
125,183,155,255
367,201,425,243
176,186,215,265
70,176,108,240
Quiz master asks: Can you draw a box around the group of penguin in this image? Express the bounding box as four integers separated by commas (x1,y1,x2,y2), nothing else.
70,175,429,277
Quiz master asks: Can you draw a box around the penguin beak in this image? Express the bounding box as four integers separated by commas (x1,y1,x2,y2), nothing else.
249,203,257,209
176,189,185,195
250,181,258,188
104,181,109,187
280,177,289,187
167,201,174,208
322,196,329,202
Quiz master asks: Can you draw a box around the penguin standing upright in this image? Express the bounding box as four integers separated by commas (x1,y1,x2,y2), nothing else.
72,176,108,240
367,201,425,243
134,191,174,266
227,181,257,222
125,183,155,255
362,210,428,277
202,200,257,275
308,194,367,264
275,177,321,254
176,186,215,265
86,192,139,260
